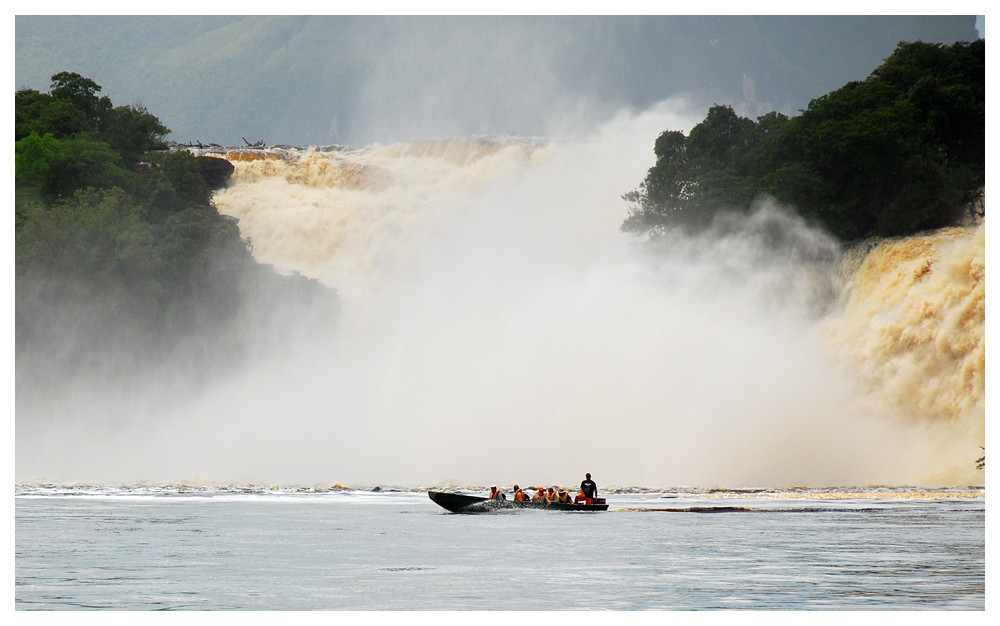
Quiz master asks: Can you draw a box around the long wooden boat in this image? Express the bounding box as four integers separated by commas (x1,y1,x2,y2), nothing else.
428,490,608,513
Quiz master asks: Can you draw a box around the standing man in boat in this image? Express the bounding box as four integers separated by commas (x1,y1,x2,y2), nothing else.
580,473,597,504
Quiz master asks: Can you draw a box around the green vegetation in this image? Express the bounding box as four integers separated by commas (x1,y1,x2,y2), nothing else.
15,72,339,401
623,41,985,241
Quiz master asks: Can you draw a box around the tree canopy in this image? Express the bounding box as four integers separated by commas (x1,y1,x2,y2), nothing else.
14,72,339,404
622,40,985,241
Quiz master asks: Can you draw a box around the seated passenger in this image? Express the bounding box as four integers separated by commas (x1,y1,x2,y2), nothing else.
532,487,547,502
513,485,527,501
489,486,499,499
557,489,571,503
547,487,557,502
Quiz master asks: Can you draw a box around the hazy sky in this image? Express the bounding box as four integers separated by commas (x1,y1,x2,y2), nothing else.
14,14,980,146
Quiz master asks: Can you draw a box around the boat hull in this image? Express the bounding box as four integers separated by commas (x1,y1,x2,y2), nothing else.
428,491,608,513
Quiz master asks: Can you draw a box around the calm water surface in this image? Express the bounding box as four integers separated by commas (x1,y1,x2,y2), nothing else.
15,488,985,610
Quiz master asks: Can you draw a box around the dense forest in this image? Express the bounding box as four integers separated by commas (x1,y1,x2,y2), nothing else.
15,73,339,405
622,41,985,241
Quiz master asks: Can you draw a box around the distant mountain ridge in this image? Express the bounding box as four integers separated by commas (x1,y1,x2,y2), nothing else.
15,16,979,146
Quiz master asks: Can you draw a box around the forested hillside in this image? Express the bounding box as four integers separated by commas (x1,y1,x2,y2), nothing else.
622,41,985,241
15,73,339,407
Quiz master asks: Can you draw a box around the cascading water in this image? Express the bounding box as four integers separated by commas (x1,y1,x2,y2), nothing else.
15,102,985,488
823,225,985,485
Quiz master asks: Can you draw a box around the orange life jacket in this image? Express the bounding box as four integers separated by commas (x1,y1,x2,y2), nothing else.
514,489,527,501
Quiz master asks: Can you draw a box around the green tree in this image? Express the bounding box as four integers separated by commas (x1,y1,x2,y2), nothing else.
15,131,130,200
623,105,767,233
624,40,984,241
102,103,170,166
15,72,169,174
48,71,113,134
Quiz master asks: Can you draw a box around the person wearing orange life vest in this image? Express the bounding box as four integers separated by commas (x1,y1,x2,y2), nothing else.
489,486,499,499
556,489,571,504
547,487,558,503
513,485,527,501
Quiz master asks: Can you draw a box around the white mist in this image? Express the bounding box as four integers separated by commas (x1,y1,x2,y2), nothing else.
16,99,979,488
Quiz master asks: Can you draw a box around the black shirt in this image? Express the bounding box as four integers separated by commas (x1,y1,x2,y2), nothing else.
580,479,597,498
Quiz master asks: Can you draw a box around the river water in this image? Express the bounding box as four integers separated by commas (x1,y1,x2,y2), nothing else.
14,486,984,610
